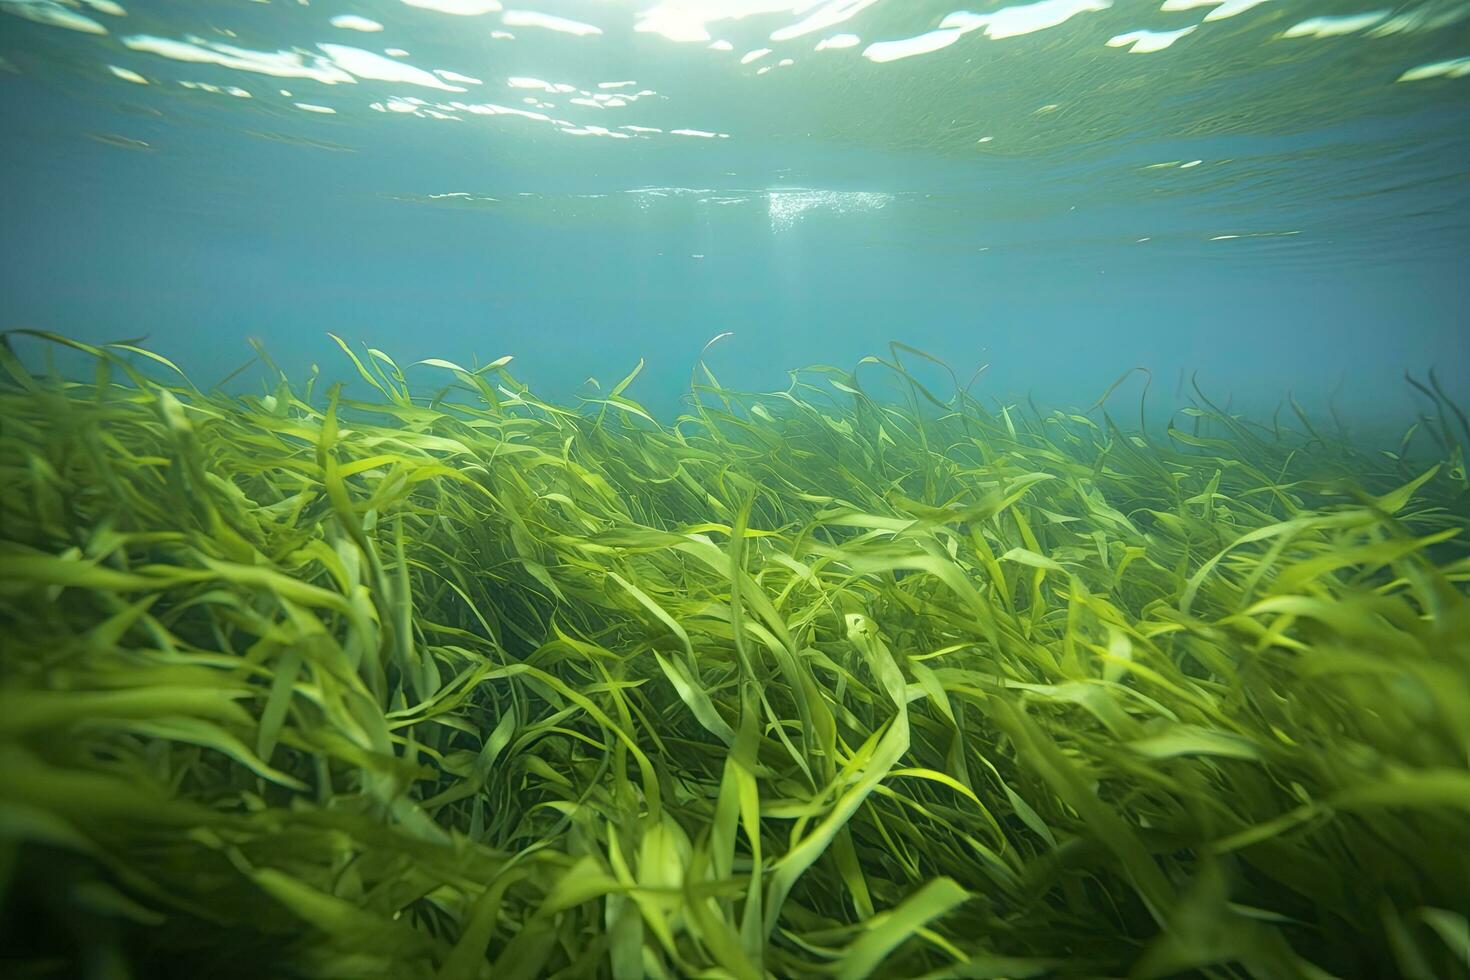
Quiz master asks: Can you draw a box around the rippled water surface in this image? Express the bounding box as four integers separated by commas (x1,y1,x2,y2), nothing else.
1,0,1467,407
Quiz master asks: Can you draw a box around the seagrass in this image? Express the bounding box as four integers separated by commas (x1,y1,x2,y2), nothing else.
0,331,1466,979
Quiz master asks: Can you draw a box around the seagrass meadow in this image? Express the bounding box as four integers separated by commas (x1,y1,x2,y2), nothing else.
0,331,1468,980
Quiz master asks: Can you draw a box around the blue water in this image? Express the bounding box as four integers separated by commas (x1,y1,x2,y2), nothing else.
1,0,1467,420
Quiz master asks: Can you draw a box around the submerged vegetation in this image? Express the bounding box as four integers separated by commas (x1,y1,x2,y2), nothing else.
1,331,1468,980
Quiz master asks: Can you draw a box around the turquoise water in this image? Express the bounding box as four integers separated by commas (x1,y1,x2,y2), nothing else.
1,0,1467,407
5,6,1470,978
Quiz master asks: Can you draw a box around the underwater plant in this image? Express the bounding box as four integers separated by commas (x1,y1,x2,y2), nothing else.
0,331,1467,979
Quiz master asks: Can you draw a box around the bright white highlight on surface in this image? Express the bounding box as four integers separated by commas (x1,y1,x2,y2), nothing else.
635,1,832,43
599,80,636,88
941,0,1112,41
708,39,734,50
559,124,630,137
770,0,880,41
2,0,108,34
318,43,465,89
426,191,499,201
451,100,551,120
509,75,575,92
1209,0,1268,18
108,64,147,83
1106,26,1194,51
1282,10,1388,37
122,34,356,84
501,9,602,35
1369,7,1470,37
671,127,719,136
863,29,962,62
436,68,482,84
816,32,860,49
401,0,501,13
295,102,336,113
1397,55,1470,81
1160,0,1270,21
864,0,1111,60
80,0,125,14
330,14,384,32
386,47,410,55
179,79,251,97
741,47,771,63
635,7,711,42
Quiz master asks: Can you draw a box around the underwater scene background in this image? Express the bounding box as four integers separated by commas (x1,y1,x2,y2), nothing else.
2,1,1469,978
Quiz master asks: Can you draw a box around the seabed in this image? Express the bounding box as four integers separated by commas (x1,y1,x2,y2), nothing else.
1,333,1467,979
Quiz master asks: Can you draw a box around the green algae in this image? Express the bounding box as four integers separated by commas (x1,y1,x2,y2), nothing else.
0,332,1467,979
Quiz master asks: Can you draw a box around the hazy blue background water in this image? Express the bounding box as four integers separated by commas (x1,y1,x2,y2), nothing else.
1,0,1467,420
